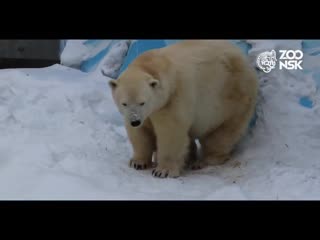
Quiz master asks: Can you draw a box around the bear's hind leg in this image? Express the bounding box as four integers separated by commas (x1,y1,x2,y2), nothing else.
200,110,253,167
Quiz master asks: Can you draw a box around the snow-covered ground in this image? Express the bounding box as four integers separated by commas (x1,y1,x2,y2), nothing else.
0,40,320,200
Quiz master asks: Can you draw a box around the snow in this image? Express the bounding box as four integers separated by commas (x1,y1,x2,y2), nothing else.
60,40,130,76
0,40,320,200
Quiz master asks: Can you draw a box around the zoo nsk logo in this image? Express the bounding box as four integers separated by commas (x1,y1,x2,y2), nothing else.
256,50,277,73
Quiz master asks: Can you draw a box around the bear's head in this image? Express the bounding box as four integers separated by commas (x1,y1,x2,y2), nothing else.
108,62,171,128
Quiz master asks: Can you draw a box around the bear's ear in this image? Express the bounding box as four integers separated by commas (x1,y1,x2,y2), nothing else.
149,79,159,89
108,80,118,90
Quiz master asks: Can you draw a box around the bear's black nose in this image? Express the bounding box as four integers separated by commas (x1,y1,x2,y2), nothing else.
131,120,141,127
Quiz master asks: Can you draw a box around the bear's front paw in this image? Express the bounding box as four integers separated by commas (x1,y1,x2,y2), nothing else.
129,159,151,170
152,167,180,178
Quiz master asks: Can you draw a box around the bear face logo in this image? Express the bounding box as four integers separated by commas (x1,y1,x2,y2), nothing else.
256,50,277,73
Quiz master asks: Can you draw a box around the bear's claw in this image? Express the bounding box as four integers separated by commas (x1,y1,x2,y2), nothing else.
152,168,179,178
129,160,148,170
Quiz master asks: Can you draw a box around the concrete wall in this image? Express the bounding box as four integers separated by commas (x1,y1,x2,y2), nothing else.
0,40,61,68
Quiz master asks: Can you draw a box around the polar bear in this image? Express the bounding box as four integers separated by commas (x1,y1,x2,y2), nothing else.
108,40,258,178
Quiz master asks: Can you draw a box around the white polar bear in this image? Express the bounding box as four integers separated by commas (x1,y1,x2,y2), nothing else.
108,40,258,178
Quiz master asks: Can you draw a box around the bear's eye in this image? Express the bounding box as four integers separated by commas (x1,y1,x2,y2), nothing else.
122,103,127,107
139,102,145,106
